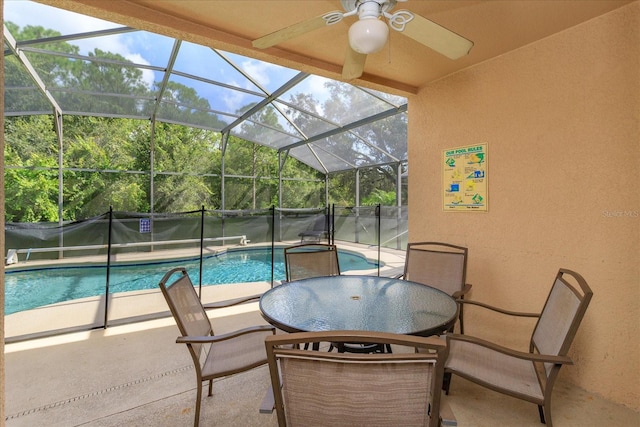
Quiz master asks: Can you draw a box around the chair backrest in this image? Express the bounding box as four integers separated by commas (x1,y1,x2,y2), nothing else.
403,242,467,296
308,215,327,232
284,243,340,281
159,267,213,370
266,331,447,427
531,268,593,378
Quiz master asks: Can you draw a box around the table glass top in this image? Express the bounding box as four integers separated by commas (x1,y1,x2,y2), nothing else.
259,275,458,336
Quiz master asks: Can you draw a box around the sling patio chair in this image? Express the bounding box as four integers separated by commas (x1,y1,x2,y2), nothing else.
265,330,454,427
284,243,340,282
159,267,275,427
443,268,593,427
297,214,329,242
401,242,472,333
284,244,390,353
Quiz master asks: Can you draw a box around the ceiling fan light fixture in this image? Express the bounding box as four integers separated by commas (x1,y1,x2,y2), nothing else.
348,17,389,54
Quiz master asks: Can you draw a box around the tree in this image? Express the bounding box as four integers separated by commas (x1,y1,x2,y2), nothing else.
63,117,151,218
155,81,228,129
320,82,407,206
4,23,79,113
152,122,222,212
361,189,397,206
4,146,59,222
4,21,408,222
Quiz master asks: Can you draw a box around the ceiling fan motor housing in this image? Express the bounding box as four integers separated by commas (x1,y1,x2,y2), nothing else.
346,0,395,54
341,0,398,15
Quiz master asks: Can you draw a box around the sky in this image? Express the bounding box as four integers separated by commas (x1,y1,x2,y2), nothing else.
3,0,325,114
4,1,404,129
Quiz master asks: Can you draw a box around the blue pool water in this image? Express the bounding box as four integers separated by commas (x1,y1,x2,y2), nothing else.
4,247,379,315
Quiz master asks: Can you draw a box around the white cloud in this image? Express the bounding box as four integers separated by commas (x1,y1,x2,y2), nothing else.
5,1,117,35
222,82,248,114
6,1,155,88
305,75,332,102
240,59,274,89
124,53,155,88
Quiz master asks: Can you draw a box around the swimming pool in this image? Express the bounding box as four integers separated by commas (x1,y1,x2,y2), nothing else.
4,247,379,315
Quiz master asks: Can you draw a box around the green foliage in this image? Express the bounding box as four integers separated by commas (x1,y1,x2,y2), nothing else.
4,147,59,222
361,189,397,206
4,22,406,223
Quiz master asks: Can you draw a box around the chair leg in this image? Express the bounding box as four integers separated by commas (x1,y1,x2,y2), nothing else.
194,382,203,427
540,401,553,426
538,405,546,425
208,379,213,397
443,372,452,395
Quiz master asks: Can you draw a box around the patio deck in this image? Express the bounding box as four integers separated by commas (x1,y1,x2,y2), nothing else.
5,307,639,426
4,243,639,426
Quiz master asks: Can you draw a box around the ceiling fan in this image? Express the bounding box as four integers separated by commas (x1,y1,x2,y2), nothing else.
252,0,474,80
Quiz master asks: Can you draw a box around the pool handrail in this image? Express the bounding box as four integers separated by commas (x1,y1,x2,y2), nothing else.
6,235,248,264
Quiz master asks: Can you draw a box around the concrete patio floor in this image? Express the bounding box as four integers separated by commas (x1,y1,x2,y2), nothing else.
4,243,639,426
5,304,639,427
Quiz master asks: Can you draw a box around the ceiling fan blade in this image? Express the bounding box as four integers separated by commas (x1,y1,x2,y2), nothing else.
400,12,473,60
253,12,338,49
342,47,367,80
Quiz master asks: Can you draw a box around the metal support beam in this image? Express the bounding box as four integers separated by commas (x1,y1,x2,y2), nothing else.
221,132,229,211
396,162,403,250
152,39,181,120
4,26,138,53
325,174,329,208
149,40,181,215
55,109,64,257
215,50,308,139
150,119,156,215
279,103,407,152
355,168,360,243
4,25,62,115
221,71,309,135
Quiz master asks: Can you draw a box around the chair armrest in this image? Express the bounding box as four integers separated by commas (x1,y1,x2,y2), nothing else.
455,299,539,318
452,283,472,299
445,333,573,365
202,293,262,310
176,324,275,344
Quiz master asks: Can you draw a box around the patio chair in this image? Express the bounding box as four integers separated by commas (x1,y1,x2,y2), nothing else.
159,267,275,427
284,244,389,353
266,330,453,427
444,268,593,427
284,243,340,282
297,214,328,242
401,242,472,333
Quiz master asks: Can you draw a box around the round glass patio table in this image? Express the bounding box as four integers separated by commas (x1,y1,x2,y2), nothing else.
259,275,458,336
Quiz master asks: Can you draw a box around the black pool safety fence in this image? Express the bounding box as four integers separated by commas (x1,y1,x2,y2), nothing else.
4,205,407,342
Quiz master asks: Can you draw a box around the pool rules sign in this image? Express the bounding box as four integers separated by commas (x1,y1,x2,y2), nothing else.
443,144,488,212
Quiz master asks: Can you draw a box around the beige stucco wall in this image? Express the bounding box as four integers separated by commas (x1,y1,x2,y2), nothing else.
408,2,639,410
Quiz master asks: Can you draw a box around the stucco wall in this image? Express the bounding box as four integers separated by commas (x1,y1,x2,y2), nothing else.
408,2,639,409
